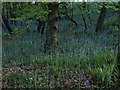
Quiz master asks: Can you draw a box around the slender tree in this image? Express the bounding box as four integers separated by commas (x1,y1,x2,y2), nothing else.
78,3,87,33
9,2,17,25
44,2,59,53
36,19,45,34
86,3,92,27
2,10,13,34
95,3,107,32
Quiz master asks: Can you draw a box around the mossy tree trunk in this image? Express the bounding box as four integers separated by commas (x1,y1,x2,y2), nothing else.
95,3,107,32
44,2,59,53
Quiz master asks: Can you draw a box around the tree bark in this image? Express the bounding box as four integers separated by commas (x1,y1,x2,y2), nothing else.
79,3,87,33
65,14,77,27
65,3,77,27
44,3,59,53
41,22,45,35
81,13,87,33
37,20,42,32
9,3,17,25
36,19,45,34
86,3,92,27
2,14,13,34
95,3,107,32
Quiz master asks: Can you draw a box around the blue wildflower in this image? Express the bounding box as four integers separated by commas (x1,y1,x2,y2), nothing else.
50,74,54,78
32,53,35,58
107,73,111,81
48,70,50,73
84,80,89,87
59,67,62,73
50,66,52,68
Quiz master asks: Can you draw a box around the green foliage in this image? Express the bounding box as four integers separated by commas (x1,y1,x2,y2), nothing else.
3,2,49,24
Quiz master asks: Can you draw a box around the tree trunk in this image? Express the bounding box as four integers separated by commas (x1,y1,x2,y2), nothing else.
36,19,45,34
95,3,107,32
44,3,59,53
66,14,77,27
2,14,13,34
9,3,17,25
81,13,87,33
37,20,42,32
79,3,87,33
41,22,45,35
2,4,13,34
61,3,78,27
86,3,92,27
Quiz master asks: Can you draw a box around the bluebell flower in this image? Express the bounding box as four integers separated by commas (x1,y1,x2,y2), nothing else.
50,74,54,78
59,67,62,73
48,70,50,73
84,80,89,87
50,66,52,68
32,53,35,58
107,73,111,81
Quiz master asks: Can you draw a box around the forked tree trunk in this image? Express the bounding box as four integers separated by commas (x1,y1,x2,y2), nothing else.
44,3,59,53
95,3,107,32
